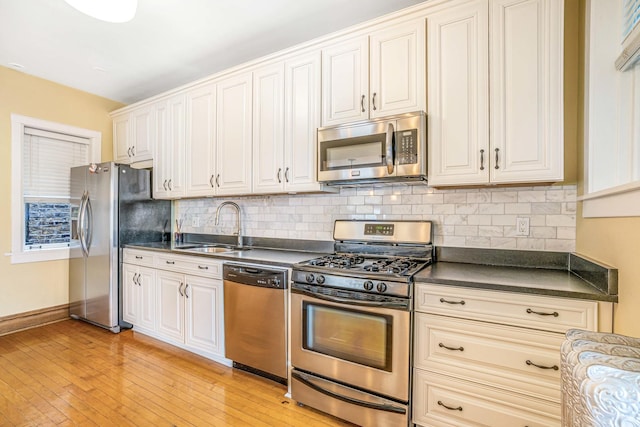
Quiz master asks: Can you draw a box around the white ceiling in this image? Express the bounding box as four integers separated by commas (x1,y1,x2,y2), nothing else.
0,0,426,104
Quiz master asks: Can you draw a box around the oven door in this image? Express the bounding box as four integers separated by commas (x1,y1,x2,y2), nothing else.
291,289,411,401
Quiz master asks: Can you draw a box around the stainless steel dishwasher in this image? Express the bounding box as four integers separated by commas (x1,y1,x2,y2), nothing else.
223,263,287,384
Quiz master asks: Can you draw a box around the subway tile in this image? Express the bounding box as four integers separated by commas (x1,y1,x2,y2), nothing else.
444,193,467,204
518,190,546,203
455,204,479,215
479,225,504,237
454,225,478,237
466,236,491,247
490,237,518,249
504,203,531,214
433,204,455,214
422,193,445,204
478,203,505,214
468,215,492,226
491,191,518,203
531,203,562,214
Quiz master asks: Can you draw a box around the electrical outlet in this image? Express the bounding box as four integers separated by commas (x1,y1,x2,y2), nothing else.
516,217,530,236
192,217,200,227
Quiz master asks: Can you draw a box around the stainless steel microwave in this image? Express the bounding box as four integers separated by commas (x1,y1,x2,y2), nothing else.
317,111,426,184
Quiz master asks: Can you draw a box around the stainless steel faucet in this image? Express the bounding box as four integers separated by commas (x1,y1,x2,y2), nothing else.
215,201,242,248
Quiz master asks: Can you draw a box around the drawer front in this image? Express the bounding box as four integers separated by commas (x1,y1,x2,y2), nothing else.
156,253,222,278
415,283,599,333
413,370,560,427
123,248,155,267
414,313,564,402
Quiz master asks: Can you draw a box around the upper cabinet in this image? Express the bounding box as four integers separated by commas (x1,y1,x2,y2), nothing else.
321,20,425,126
428,0,564,186
185,83,217,198
253,51,331,194
154,95,186,199
216,72,253,195
113,105,155,164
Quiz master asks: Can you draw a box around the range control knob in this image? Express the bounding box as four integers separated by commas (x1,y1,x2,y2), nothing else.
305,274,315,283
363,280,374,291
376,282,387,293
316,275,325,285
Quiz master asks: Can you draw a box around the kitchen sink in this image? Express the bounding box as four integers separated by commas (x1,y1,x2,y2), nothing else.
175,244,251,254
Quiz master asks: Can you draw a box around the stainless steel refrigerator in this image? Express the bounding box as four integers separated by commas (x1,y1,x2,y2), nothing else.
69,162,170,332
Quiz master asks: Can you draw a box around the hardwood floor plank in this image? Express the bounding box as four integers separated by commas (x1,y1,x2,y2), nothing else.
0,320,353,427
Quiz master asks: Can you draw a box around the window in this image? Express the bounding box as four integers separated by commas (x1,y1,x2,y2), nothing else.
582,0,640,217
11,115,101,263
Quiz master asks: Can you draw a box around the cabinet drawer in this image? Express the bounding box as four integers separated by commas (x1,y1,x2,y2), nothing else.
155,253,222,278
415,283,599,333
414,313,564,402
413,370,560,427
123,248,155,267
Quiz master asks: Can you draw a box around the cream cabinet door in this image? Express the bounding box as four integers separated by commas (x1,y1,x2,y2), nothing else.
427,1,489,186
130,105,155,162
216,72,253,195
284,51,323,192
252,62,285,194
156,270,185,343
137,266,156,331
185,275,225,357
185,83,217,197
122,263,139,325
321,37,369,126
113,114,130,164
489,0,564,183
154,95,186,199
369,20,425,118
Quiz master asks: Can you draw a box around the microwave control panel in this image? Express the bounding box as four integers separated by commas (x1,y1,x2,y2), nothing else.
396,129,418,165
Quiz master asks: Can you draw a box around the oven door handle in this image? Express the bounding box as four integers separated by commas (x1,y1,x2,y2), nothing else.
293,287,400,308
291,371,406,415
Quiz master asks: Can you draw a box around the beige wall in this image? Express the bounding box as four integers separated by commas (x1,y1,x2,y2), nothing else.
573,0,640,338
0,66,123,317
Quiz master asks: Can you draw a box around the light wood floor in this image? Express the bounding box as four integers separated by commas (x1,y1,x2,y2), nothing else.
0,320,353,426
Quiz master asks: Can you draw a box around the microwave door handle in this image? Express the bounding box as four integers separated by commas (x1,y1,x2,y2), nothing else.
291,371,406,415
385,122,395,175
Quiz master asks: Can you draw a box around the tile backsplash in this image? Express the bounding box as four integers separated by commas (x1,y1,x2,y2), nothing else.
175,184,577,252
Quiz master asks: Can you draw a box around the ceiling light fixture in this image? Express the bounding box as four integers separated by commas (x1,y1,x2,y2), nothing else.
64,0,137,23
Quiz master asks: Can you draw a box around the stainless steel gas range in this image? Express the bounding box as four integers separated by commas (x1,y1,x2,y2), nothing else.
290,220,433,427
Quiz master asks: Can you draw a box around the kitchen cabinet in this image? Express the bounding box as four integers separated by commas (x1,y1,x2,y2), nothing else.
113,105,155,164
321,20,425,126
155,252,225,359
412,283,614,427
185,82,217,197
122,261,156,332
154,95,186,199
252,52,333,194
427,0,564,186
215,72,253,195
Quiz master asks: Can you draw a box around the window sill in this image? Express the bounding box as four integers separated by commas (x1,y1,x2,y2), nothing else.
579,181,640,218
10,248,71,264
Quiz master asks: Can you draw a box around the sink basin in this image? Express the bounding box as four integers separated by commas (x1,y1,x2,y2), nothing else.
186,246,235,254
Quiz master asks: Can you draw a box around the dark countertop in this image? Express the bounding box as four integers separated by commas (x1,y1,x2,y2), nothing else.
415,247,618,303
124,241,325,268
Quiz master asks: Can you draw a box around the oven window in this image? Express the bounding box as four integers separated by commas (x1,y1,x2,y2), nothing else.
320,134,386,171
302,301,393,371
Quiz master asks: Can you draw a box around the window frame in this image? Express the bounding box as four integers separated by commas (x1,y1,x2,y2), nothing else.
11,114,101,264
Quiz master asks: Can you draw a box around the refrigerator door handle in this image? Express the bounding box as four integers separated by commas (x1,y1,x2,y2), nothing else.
84,193,94,254
78,191,88,257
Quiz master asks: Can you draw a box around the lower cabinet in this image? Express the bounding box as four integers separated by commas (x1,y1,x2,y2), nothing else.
412,283,614,427
122,249,226,364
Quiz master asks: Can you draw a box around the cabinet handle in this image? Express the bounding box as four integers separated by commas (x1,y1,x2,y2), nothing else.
277,168,282,183
439,297,465,306
127,147,132,157
185,284,190,298
526,308,559,317
372,92,377,111
163,179,168,191
437,401,462,412
526,360,559,371
167,179,172,191
494,148,500,169
179,282,184,297
136,274,142,286
216,174,220,187
285,167,290,183
135,255,143,259
133,273,138,284
198,265,209,270
131,146,136,156
360,94,366,112
209,175,215,188
165,260,175,265
480,149,485,171
439,343,464,352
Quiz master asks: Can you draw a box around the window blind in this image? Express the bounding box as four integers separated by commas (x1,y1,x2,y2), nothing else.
23,127,89,200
